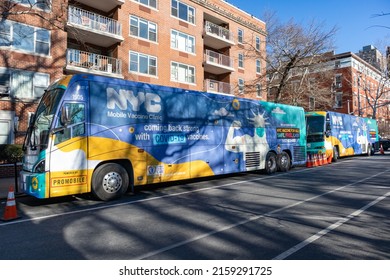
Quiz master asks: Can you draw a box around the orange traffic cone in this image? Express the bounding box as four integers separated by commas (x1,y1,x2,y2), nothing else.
313,154,318,167
1,186,20,221
322,153,328,165
327,153,333,164
306,154,313,168
317,154,322,166
380,144,384,155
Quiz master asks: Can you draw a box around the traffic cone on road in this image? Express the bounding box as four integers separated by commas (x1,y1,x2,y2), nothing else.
317,154,323,166
380,144,384,155
313,154,319,167
322,153,328,165
306,154,313,168
1,186,20,221
327,153,333,164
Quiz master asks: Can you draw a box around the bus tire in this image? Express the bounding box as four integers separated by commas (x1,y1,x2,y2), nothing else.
367,144,372,156
332,147,339,162
277,151,291,172
265,152,277,174
92,163,129,201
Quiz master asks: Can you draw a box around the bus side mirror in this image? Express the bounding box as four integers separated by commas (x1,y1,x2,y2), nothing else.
60,105,70,126
325,130,331,137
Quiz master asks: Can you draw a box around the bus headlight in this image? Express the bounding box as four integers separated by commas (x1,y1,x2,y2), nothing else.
34,160,46,173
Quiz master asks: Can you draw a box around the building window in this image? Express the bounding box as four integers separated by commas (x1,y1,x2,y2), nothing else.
0,21,11,47
0,20,50,55
238,28,243,44
0,111,13,144
134,0,157,9
238,53,244,68
238,78,244,94
256,59,261,74
130,15,157,42
129,51,157,76
171,0,195,24
335,74,342,89
309,96,315,110
0,73,10,95
256,84,262,98
334,92,343,108
35,29,50,54
255,36,260,51
171,62,195,84
0,68,49,100
171,30,195,54
11,0,51,11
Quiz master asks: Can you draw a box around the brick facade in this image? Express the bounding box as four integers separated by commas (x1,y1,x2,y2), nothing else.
1,0,267,149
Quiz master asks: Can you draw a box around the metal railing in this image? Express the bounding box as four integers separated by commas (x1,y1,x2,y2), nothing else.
66,49,122,75
204,79,233,95
68,6,122,37
204,50,234,69
204,21,234,42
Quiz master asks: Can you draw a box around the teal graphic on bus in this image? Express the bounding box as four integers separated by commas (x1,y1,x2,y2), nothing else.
20,74,306,200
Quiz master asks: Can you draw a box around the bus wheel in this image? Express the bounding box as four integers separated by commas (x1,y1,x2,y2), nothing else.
367,144,372,156
265,152,277,174
332,147,339,162
277,151,291,172
92,163,129,201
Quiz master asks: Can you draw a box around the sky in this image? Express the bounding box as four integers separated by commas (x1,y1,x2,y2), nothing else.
225,0,390,54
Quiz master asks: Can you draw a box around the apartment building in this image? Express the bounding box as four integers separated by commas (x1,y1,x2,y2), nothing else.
0,0,267,146
331,52,390,137
268,50,390,137
357,45,387,71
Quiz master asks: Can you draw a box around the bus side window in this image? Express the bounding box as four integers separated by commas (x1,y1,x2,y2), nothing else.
325,121,331,137
68,103,85,137
54,103,85,144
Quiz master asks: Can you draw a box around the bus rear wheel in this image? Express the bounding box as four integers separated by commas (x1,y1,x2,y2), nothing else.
265,152,277,174
332,147,339,162
277,151,291,172
92,163,129,201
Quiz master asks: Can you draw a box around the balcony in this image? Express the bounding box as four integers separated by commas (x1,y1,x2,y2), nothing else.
67,6,123,48
74,0,124,13
203,21,235,50
65,49,123,78
204,50,234,75
204,79,233,95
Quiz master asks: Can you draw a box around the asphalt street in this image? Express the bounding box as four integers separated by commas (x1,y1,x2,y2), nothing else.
0,153,389,260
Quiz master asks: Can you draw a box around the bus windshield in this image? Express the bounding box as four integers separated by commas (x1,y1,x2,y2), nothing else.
306,115,325,143
24,88,65,151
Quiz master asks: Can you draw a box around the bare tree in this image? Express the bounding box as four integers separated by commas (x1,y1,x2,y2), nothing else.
360,73,390,119
370,12,390,30
262,12,338,106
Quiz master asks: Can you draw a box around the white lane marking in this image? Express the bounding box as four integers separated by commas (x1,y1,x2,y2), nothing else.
134,170,389,260
273,191,390,260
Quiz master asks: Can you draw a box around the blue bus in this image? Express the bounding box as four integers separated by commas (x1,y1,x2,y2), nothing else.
20,74,307,200
306,111,379,161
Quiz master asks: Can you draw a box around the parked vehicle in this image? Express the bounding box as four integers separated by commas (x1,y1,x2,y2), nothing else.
306,111,379,161
378,137,390,151
20,74,307,201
